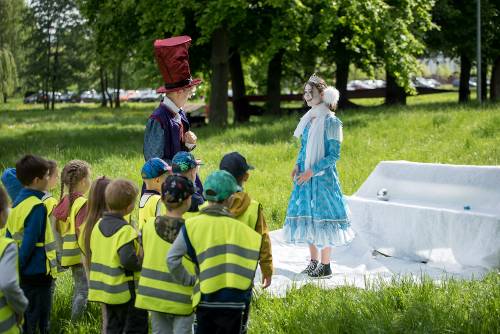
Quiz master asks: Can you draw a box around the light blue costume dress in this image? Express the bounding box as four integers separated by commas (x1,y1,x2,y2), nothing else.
283,114,355,248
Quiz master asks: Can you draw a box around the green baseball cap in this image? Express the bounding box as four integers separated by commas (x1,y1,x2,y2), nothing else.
203,170,241,202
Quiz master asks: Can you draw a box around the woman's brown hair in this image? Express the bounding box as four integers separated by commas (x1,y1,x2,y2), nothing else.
83,176,111,268
304,75,337,111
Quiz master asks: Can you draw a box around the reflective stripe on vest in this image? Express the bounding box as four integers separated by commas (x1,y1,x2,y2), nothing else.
88,220,137,305
0,238,19,334
135,217,195,315
6,196,58,277
185,214,261,302
60,197,86,267
138,194,165,232
235,200,260,230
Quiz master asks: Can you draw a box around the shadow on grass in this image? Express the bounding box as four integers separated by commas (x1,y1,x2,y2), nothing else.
0,126,144,166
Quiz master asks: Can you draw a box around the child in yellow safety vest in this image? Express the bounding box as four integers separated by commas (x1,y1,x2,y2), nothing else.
88,179,148,334
168,170,263,334
53,160,91,321
78,176,111,333
136,174,196,334
138,158,170,232
6,155,57,334
220,152,273,333
0,185,28,334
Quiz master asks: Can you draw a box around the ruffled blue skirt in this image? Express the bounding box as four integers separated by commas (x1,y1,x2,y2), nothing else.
283,167,355,248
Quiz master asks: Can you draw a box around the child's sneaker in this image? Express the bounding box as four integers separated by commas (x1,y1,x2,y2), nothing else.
301,259,318,275
308,263,332,279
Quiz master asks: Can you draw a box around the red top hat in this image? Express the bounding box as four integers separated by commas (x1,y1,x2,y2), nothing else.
154,35,202,94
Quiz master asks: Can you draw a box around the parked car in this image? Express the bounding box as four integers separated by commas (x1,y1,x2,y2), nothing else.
139,89,160,102
80,90,102,103
23,94,38,104
347,79,386,91
61,92,80,103
413,77,441,88
23,91,49,104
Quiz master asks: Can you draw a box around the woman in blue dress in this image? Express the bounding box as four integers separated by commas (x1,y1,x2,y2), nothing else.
284,74,355,278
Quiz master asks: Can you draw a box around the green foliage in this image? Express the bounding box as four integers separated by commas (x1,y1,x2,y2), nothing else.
0,0,24,98
23,0,90,105
251,272,500,333
0,48,18,98
427,0,499,61
374,0,436,93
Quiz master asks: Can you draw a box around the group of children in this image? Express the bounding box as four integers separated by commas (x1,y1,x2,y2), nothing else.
0,150,273,334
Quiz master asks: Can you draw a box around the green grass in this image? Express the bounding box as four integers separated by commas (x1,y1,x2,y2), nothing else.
1,93,499,332
251,273,500,334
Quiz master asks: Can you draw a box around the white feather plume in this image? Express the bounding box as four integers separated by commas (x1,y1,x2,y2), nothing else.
322,86,340,107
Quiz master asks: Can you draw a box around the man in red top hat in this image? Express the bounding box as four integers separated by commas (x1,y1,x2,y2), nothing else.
144,35,202,166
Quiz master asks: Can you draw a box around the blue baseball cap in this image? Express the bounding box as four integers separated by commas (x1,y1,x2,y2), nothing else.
141,158,171,179
172,151,202,173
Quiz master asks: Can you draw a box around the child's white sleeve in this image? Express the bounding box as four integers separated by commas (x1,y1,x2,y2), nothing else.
0,243,28,314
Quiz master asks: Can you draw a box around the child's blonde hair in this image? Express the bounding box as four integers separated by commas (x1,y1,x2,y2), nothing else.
60,160,90,200
84,176,111,267
105,179,138,211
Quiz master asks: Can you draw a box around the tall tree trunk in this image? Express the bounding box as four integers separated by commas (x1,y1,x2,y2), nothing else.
104,70,113,108
100,67,107,107
51,37,60,111
45,21,51,110
114,62,121,108
481,58,487,101
385,71,407,105
229,48,250,123
491,56,500,101
209,27,229,126
265,48,285,116
459,53,471,103
336,56,351,109
3,94,7,103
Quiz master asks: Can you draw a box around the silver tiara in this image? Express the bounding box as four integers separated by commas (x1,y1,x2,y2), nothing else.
308,73,322,84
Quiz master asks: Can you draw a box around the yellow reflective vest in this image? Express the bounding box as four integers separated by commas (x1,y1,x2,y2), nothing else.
60,197,86,267
182,202,208,220
185,213,261,302
235,199,260,230
0,237,19,334
41,194,58,217
138,193,165,232
135,217,197,315
77,221,88,257
6,196,58,277
88,220,138,305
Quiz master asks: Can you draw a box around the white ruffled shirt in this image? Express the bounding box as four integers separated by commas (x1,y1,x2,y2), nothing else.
163,96,195,150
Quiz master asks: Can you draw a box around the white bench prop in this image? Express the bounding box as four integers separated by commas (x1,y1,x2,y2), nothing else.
346,161,500,270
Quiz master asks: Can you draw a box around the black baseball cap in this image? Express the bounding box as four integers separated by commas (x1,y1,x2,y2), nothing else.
219,152,254,179
161,175,195,203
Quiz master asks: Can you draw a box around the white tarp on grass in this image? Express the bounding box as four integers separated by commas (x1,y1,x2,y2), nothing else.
259,229,490,297
260,161,499,296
